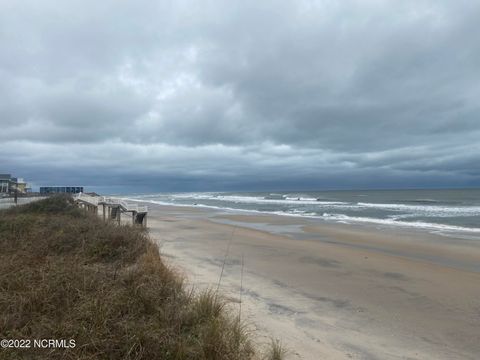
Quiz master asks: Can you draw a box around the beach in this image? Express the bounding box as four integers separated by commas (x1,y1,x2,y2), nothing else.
137,203,480,360
5,0,480,358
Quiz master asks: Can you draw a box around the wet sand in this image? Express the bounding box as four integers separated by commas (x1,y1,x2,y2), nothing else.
140,204,480,359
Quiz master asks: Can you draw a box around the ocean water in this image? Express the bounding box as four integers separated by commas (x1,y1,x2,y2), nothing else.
122,189,480,235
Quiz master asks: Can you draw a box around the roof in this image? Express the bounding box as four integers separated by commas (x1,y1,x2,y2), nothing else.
40,186,84,188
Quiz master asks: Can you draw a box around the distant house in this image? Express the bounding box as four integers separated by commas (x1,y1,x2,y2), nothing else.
15,178,28,193
0,174,29,194
0,174,11,193
40,186,84,194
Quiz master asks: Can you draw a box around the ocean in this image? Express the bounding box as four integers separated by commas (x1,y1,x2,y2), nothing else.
122,189,480,236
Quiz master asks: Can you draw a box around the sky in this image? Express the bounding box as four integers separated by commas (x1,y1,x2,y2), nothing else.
1,0,480,193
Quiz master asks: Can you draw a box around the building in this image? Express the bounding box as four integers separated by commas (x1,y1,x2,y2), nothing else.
15,178,28,193
0,174,11,193
40,186,84,194
0,174,30,194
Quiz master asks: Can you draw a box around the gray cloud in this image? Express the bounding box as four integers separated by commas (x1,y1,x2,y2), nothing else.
1,0,479,191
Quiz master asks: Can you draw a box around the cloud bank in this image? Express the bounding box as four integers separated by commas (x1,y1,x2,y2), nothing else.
1,0,479,191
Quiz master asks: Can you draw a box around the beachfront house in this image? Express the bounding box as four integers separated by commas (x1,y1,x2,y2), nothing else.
15,178,28,193
0,174,10,193
0,174,29,194
40,186,84,194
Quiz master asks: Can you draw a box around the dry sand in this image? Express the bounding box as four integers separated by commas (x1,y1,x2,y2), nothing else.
136,204,480,360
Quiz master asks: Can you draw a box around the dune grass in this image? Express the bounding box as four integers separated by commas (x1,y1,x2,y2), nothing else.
0,195,284,359
265,339,287,360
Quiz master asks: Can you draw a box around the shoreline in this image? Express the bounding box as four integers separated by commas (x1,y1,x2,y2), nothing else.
134,202,480,359
119,196,480,242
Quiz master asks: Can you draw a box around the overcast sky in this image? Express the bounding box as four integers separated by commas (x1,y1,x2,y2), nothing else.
1,0,479,192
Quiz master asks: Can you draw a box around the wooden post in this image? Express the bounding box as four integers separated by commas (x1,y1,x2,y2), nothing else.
143,213,147,228
117,207,121,225
132,212,135,225
102,204,106,222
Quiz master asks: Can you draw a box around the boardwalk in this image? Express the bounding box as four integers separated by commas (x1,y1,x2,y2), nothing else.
74,193,148,226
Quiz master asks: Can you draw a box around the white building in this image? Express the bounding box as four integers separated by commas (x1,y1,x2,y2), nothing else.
0,174,30,194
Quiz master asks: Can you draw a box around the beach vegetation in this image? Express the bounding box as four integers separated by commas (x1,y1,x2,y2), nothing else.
0,196,284,359
265,339,287,360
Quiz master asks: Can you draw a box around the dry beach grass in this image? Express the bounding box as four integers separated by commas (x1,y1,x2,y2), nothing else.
0,196,283,360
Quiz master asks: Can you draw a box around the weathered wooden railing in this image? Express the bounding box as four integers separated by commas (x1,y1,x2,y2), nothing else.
73,193,147,227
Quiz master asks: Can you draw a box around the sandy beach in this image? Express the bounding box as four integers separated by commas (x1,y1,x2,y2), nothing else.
134,204,480,360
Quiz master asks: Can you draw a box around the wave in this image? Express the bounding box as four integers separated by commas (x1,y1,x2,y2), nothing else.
356,202,480,215
124,193,480,214
121,193,480,217
119,196,480,234
119,197,279,214
401,198,441,204
136,194,480,215
170,193,347,206
321,213,480,233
